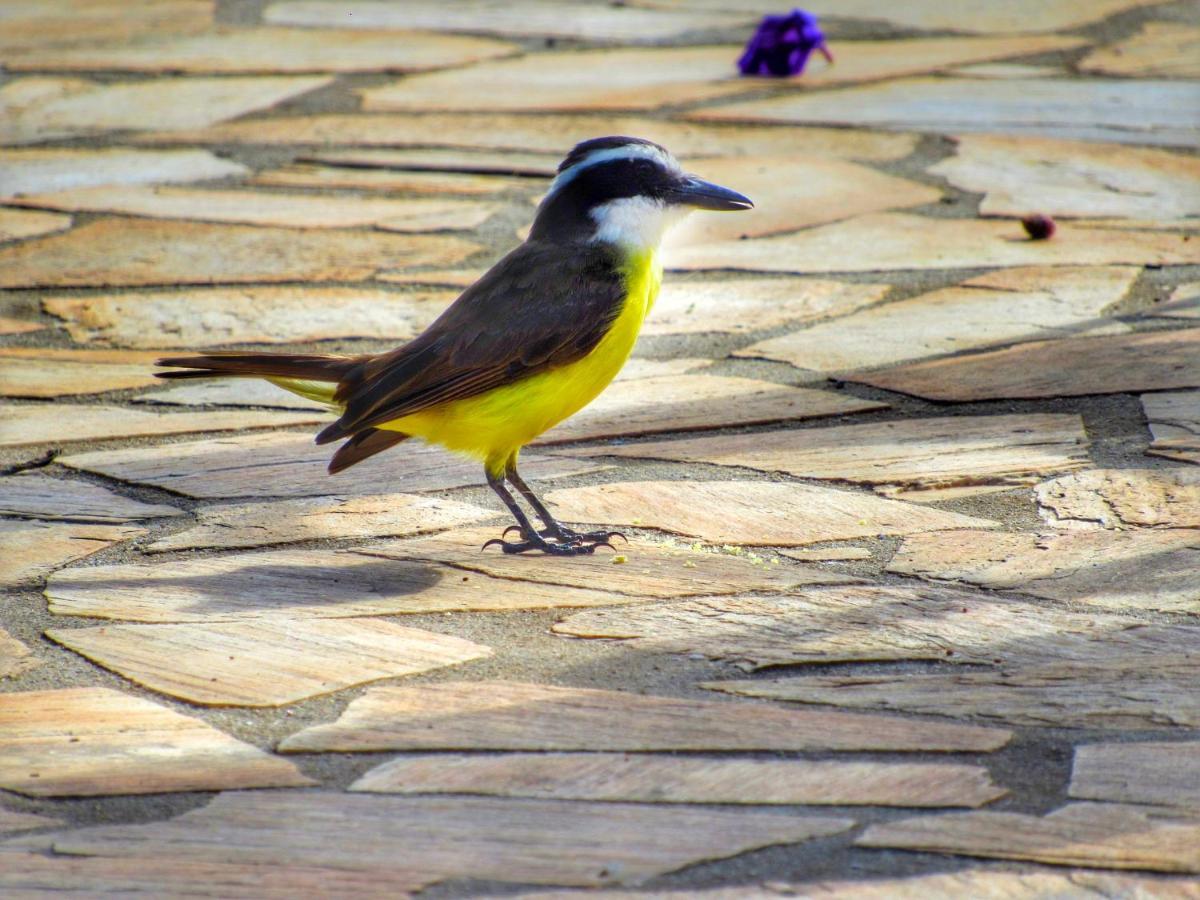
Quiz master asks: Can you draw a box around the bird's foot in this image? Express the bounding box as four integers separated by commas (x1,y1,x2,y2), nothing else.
546,525,627,546
485,527,619,556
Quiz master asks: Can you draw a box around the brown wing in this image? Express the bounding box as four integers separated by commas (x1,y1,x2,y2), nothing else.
317,240,625,444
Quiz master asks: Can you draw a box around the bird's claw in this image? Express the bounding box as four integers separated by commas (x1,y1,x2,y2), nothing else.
481,529,619,556
546,527,627,545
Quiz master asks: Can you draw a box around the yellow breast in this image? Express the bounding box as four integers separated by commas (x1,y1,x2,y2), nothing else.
380,249,661,473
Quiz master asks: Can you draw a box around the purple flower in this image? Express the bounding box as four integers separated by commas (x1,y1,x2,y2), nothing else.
738,8,833,78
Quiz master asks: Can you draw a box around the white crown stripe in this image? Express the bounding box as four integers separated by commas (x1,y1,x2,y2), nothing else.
546,144,681,200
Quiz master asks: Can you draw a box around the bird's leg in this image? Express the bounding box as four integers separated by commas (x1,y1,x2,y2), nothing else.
482,469,606,556
504,463,625,547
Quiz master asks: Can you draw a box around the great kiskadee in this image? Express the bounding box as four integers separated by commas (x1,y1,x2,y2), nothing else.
157,136,752,555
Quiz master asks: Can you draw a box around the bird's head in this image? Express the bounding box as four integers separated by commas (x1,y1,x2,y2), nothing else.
529,136,752,249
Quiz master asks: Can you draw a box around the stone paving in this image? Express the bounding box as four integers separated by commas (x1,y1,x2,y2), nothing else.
0,0,1199,896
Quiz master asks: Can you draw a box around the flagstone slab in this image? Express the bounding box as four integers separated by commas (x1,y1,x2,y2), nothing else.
738,266,1134,373
351,753,1005,808
0,208,72,243
0,0,213,52
0,520,143,588
0,848,432,899
265,0,753,42
0,148,247,200
1,75,331,145
644,278,887,336
48,618,492,707
0,315,45,335
0,219,480,288
1036,468,1200,530
38,791,852,888
6,26,517,75
252,163,526,195
1144,391,1200,465
780,546,872,562
355,527,855,599
691,77,1200,147
1071,742,1200,813
0,404,321,448
377,267,486,287
857,804,1200,873
299,147,561,177
798,0,1164,34
0,687,312,797
888,527,1200,614
279,680,1009,753
45,549,643,623
665,156,940,248
60,431,598,499
141,112,917,164
0,626,39,680
555,584,1153,671
931,135,1200,221
0,348,169,397
0,809,61,835
538,376,884,444
149,493,496,552
855,328,1200,402
592,414,1089,499
44,286,455,348
0,473,181,523
1081,23,1200,79
137,379,329,410
669,214,1194,274
1151,283,1200,320
543,480,995,546
13,186,497,232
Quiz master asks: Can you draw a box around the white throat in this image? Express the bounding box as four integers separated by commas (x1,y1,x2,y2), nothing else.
589,197,690,251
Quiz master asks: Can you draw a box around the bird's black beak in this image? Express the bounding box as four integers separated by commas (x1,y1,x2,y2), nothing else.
671,175,754,211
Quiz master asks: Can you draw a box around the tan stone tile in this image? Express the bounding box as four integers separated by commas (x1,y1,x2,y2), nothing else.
931,135,1200,220
538,376,885,445
854,328,1200,402
376,267,486,288
556,584,1163,671
0,0,213,53
665,156,940,248
1072,742,1200,813
0,316,46,335
0,520,143,588
592,414,1088,499
643,278,888,336
0,403,322,448
279,680,1009,753
355,527,856,599
265,0,753,42
1036,468,1200,530
951,63,1064,78
0,148,246,199
796,0,1163,34
38,791,852,888
1143,390,1200,465
0,348,168,397
0,626,40,680
252,163,526,195
737,266,1134,372
149,494,496,552
13,186,497,231
0,207,72,242
668,214,1195,274
1081,23,1200,78
887,527,1200,614
6,26,517,75
299,147,561,177
857,804,1200,873
0,687,312,797
1,75,331,145
139,112,917,164
780,546,872,562
352,753,1005,808
45,548,646,623
44,286,455,348
691,77,1200,148
60,431,599,499
0,810,61,837
1150,282,1200,320
0,848,432,899
48,618,492,707
361,46,752,113
135,379,335,411
0,219,480,288
543,480,995,546
0,473,182,523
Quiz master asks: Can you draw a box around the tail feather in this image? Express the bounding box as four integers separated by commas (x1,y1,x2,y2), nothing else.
155,352,361,382
328,428,410,474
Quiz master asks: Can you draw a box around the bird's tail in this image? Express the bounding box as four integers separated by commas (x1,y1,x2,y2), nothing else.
155,352,364,407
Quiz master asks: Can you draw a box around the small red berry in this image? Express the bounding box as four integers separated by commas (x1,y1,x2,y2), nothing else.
1022,214,1056,240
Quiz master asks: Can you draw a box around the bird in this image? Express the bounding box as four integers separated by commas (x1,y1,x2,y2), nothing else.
156,136,752,555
